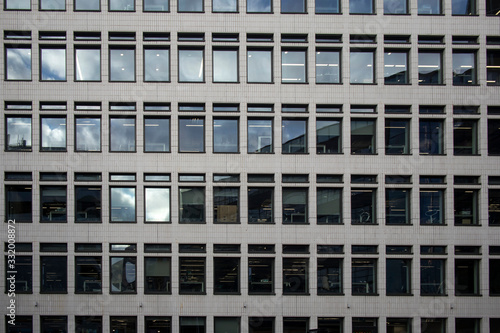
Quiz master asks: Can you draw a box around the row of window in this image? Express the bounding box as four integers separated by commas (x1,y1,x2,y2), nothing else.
5,115,500,156
5,182,500,225
7,316,498,333
4,0,500,16
5,44,500,85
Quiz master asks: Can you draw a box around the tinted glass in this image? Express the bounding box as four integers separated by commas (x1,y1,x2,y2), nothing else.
75,48,101,81
144,49,170,81
144,0,169,10
179,49,204,82
109,0,135,10
145,118,170,152
214,119,238,152
282,50,306,83
248,50,272,83
75,0,100,10
41,47,66,80
76,117,101,151
316,50,340,83
110,118,135,152
6,47,32,80
110,187,136,222
41,117,66,151
6,117,32,151
247,0,271,12
350,51,374,83
248,119,273,153
110,48,135,81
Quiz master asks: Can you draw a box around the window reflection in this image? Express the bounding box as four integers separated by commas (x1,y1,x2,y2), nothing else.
385,189,410,224
110,257,137,293
5,0,31,9
283,258,308,294
248,119,273,153
145,257,171,293
281,0,305,12
110,48,135,81
453,51,476,85
316,50,340,83
76,117,101,151
213,0,237,11
452,0,475,14
41,117,66,151
316,0,340,13
384,51,408,84
351,119,376,154
247,0,272,12
75,48,101,81
145,117,170,152
214,118,238,152
385,119,409,154
418,51,442,84
145,187,171,222
418,0,441,14
282,119,307,153
109,0,135,10
419,120,443,155
178,0,203,11
6,117,32,151
386,259,411,294
282,50,306,83
6,46,31,80
179,187,205,223
453,119,477,155
110,117,136,152
317,188,341,224
75,0,100,10
384,0,407,13
179,49,204,82
316,119,341,153
40,47,66,81
351,189,375,224
179,118,205,152
283,188,308,223
40,0,65,9
75,186,102,222
144,0,169,11
420,190,444,224
213,50,238,82
350,50,374,83
420,259,445,294
110,187,136,222
144,48,170,82
248,49,272,83
248,188,273,223
318,258,342,294
349,0,374,13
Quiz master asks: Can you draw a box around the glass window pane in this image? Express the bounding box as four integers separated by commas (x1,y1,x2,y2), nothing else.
418,0,441,13
40,47,66,81
350,50,374,83
75,256,102,293
214,258,239,293
454,189,478,225
487,50,500,85
144,0,169,11
5,0,31,9
453,52,476,85
248,119,273,153
351,119,376,154
316,119,341,153
41,316,67,333
75,0,100,10
316,50,340,83
5,46,32,80
76,117,101,151
145,317,171,333
490,189,500,226
386,189,410,224
452,0,475,14
179,49,204,82
145,257,171,293
109,48,135,81
489,119,500,154
352,259,377,294
248,50,272,83
215,318,239,333
6,117,32,151
316,0,340,13
384,51,408,84
282,119,307,153
179,187,205,223
317,258,342,294
349,0,374,13
179,258,205,293
214,187,239,223
421,259,445,296
420,190,444,224
281,0,305,12
283,258,308,294
40,186,67,222
5,256,32,293
179,118,204,152
109,0,135,10
145,188,170,222
75,186,102,222
144,48,170,82
248,258,274,294
418,51,442,84
455,259,479,295
76,316,102,333
248,188,273,223
317,188,341,224
419,120,444,155
110,117,135,152
213,50,238,82
247,0,271,12
40,0,65,9
282,50,306,83
110,187,136,222
75,48,101,81
213,0,237,11
178,0,203,11
110,257,137,293
385,119,409,154
386,259,411,294
145,117,170,152
384,0,407,13
283,188,308,223
6,185,32,222
213,119,238,152
453,120,477,155
41,256,67,292
41,117,66,151
351,189,375,224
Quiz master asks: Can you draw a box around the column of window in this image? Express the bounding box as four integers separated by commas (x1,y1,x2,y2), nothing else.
40,243,68,293
454,246,481,296
351,245,378,295
214,244,241,294
282,245,309,294
386,246,412,295
75,243,103,293
248,244,275,294
317,245,343,295
145,244,172,294
420,245,447,295
179,244,206,294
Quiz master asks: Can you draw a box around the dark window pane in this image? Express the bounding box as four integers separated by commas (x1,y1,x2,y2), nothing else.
351,119,376,154
75,186,101,222
351,189,375,224
386,189,410,224
179,187,205,223
145,257,171,293
420,259,445,295
420,190,444,225
455,259,479,295
145,117,170,152
214,257,239,294
351,259,377,294
5,185,32,222
41,256,67,293
317,188,341,224
40,186,66,222
386,259,411,294
419,120,444,155
248,258,274,294
283,188,308,224
5,256,32,293
385,119,410,154
283,258,308,294
75,256,102,293
179,258,205,293
488,119,500,154
214,187,239,223
317,258,342,294
110,257,137,293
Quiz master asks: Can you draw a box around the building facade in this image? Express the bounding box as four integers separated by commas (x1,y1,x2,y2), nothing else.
1,0,500,332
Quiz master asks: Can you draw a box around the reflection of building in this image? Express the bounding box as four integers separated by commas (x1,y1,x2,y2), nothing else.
2,1,500,333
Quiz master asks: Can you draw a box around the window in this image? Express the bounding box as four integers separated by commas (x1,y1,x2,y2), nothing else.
5,45,31,80
283,258,308,294
109,0,135,10
490,259,500,295
75,47,101,81
5,185,31,222
178,48,204,82
75,256,101,293
75,186,101,222
248,119,273,153
418,51,442,84
144,0,169,11
144,47,170,82
179,187,205,223
419,120,444,155
214,187,239,223
455,259,480,295
247,49,273,83
213,49,238,82
109,47,135,81
421,319,446,333
281,50,306,83
5,116,32,151
215,318,239,333
110,257,136,293
75,117,101,152
283,318,308,333
144,187,170,222
418,0,440,13
212,0,237,11
41,317,67,333
489,119,500,155
384,50,408,84
490,190,500,225
179,258,205,294
452,0,476,14
110,117,135,152
281,0,305,12
317,188,341,224
316,49,340,83
316,119,341,153
76,317,102,333
247,0,271,11
110,187,136,222
248,187,273,223
384,0,407,13
213,118,239,152
248,258,274,294
40,116,66,151
144,117,170,152
453,120,477,155
385,119,410,154
351,119,376,154
453,51,477,85
488,50,500,85
387,319,411,333
145,317,171,333
318,318,342,333
420,190,444,225
316,0,339,12
214,257,240,294
351,259,377,294
317,258,342,294
179,117,205,152
454,189,478,225
178,0,203,11
75,0,100,10
351,189,376,224
5,256,32,293
282,119,307,153
349,0,374,13
40,0,65,10
40,46,66,81
145,257,171,293
386,259,411,295
40,186,66,222
5,0,31,9
41,256,67,293
386,189,410,224
283,188,308,224
420,259,445,295
350,50,374,83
